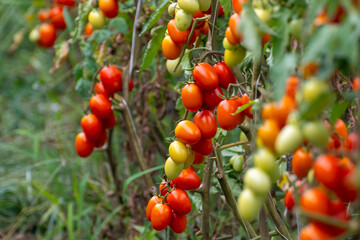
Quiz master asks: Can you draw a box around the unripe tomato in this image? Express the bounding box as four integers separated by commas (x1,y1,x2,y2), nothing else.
94,130,107,148
50,7,66,29
202,87,223,110
254,8,271,24
175,9,193,31
146,195,162,221
88,10,106,30
167,19,189,45
75,132,94,158
29,28,40,42
289,19,303,41
314,154,341,190
89,94,113,119
191,138,213,156
99,0,119,18
244,168,271,196
193,63,219,90
183,148,195,169
175,120,202,144
38,23,57,48
194,110,217,139
168,3,177,15
100,65,122,94
225,27,241,45
84,22,94,37
94,81,112,98
172,167,201,190
217,99,245,130
167,188,191,215
269,164,280,183
302,121,329,148
198,0,211,11
300,223,334,240
181,83,203,112
102,110,116,129
254,148,276,174
178,0,200,14
229,13,243,42
302,78,330,103
300,187,331,216
38,9,50,22
275,124,303,155
257,119,280,151
193,152,205,164
232,0,243,13
224,47,246,67
169,211,187,233
165,157,184,180
81,114,103,141
162,35,183,60
166,58,183,77
230,155,244,171
150,203,172,231
237,189,263,221
292,148,313,179
169,141,188,163
284,191,295,211
213,61,236,89
223,37,237,50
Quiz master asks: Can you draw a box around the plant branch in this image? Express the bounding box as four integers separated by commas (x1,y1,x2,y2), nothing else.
220,140,249,150
251,48,263,100
259,207,270,240
251,231,278,240
210,0,220,51
199,50,224,63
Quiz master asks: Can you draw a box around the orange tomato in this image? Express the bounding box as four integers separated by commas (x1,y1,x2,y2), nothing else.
162,35,183,60
181,83,203,112
353,77,360,91
38,9,50,22
84,22,94,37
232,0,243,14
228,13,243,42
200,22,209,35
303,62,318,78
38,23,57,48
292,148,313,179
261,33,271,45
99,0,119,18
285,76,300,99
225,27,241,45
175,120,202,144
300,223,334,240
167,19,189,45
257,119,280,151
314,154,341,190
300,187,331,216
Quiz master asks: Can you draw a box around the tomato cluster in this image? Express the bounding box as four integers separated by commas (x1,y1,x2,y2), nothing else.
86,0,119,35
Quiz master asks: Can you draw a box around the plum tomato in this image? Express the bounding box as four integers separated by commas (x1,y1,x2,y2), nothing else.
81,114,103,141
314,154,341,190
175,120,202,144
167,19,189,45
172,167,201,190
150,203,172,231
194,110,217,139
100,65,122,94
292,148,313,179
166,188,191,215
169,211,187,234
162,35,183,60
89,94,113,119
213,61,236,90
193,152,205,164
191,138,213,156
165,157,184,180
192,63,219,90
169,141,188,163
181,83,203,112
75,132,94,158
202,87,223,110
94,130,107,148
38,23,57,48
146,195,162,221
50,6,66,29
99,0,119,19
217,99,245,131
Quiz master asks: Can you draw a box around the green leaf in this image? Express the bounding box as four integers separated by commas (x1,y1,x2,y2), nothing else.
219,0,232,17
140,0,169,36
330,101,350,125
73,64,83,81
75,78,92,98
63,7,73,32
109,17,128,34
233,100,257,115
32,182,59,205
88,29,112,42
139,26,166,71
73,0,93,39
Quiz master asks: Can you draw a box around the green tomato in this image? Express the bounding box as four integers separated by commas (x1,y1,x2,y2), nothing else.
244,168,271,196
230,155,244,172
168,3,177,15
165,157,184,180
29,28,40,42
254,148,276,174
183,148,195,169
223,37,237,50
302,121,329,148
198,0,211,11
178,0,200,14
269,164,280,184
175,9,193,31
254,8,272,25
237,189,263,221
169,141,188,163
166,58,183,77
88,10,106,30
275,124,303,155
224,47,246,67
302,78,329,103
307,168,314,183
289,19,303,41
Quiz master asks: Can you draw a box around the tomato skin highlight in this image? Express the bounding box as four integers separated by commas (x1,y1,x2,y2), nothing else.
181,83,203,112
213,61,236,89
146,195,162,221
172,167,201,190
81,114,104,141
89,94,113,119
75,132,94,158
191,138,213,156
175,120,202,144
150,203,172,231
166,188,191,215
100,65,122,94
194,110,217,139
193,63,219,90
169,211,187,234
217,99,245,131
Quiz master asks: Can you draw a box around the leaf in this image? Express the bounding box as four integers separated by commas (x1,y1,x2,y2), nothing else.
50,40,70,73
75,78,92,98
221,145,244,157
139,26,166,71
219,0,232,17
140,0,170,36
190,193,202,213
63,7,73,32
109,17,128,34
73,0,93,39
73,64,83,81
330,101,350,125
32,182,59,205
233,100,257,115
88,29,112,42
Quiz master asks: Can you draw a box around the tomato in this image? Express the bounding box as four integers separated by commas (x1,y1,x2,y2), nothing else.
178,0,200,14
84,22,94,37
53,0,76,6
275,95,296,127
89,94,113,119
275,124,303,155
75,132,94,158
202,87,223,110
213,61,236,90
229,14,243,42
217,99,245,130
102,110,116,129
191,10,205,29
334,167,358,202
237,189,263,221
300,223,334,240
192,63,219,90
29,29,40,42
183,148,195,169
244,168,271,196
88,10,106,30
166,58,183,77
284,191,295,211
257,119,280,151
146,195,162,221
198,0,211,11
346,132,359,151
224,47,246,67
300,187,331,216
261,33,271,45
302,121,329,148
175,120,202,144
165,157,184,180
169,141,188,163
80,114,103,141
38,23,57,48
194,110,217,139
254,8,271,24
175,9,193,31
94,130,107,148
254,148,276,174
240,93,253,119
99,0,119,18
50,6,66,29
172,167,201,190
193,152,205,164
303,62,318,78
162,35,182,60
168,3,177,15
292,148,313,179
38,9,50,22
200,21,209,35
181,83,203,112
289,19,303,41
167,19,189,45
230,155,244,171
150,203,172,231
167,188,191,215
169,211,187,234
285,76,300,99
332,119,348,148
99,65,122,94
191,138,213,156
353,76,360,91
314,154,341,190
225,27,241,45
232,0,243,13
223,37,237,50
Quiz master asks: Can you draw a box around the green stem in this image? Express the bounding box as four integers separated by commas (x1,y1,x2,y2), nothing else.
251,230,278,240
259,207,270,240
251,48,263,100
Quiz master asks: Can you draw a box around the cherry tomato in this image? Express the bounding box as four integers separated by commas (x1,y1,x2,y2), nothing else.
38,23,57,48
84,22,94,37
240,93,253,119
229,13,243,42
285,76,300,99
191,10,205,29
346,132,359,151
302,121,329,148
150,203,172,231
162,35,183,60
314,154,341,190
193,63,219,90
183,148,195,169
292,148,313,179
102,111,116,129
175,120,202,144
213,61,236,90
99,0,119,18
198,0,211,11
193,152,205,164
261,33,271,45
166,58,183,77
224,47,246,67
261,102,276,120
217,99,244,131
194,110,217,139
225,27,241,45
257,119,280,151
253,148,276,174
80,114,103,141
332,119,348,149
334,167,358,202
167,19,189,45
300,223,334,240
172,167,201,190
275,124,303,155
244,168,271,196
237,188,263,221
275,95,296,128
300,187,331,216
302,62,318,79
146,195,163,221
169,141,188,163
159,181,170,196
49,6,66,30
75,132,94,158
284,191,295,211
53,0,76,6
353,76,360,91
232,0,243,13
94,130,107,148
165,157,184,180
191,138,213,156
178,0,200,14
88,10,106,30
100,65,122,94
181,83,203,112
94,82,112,98
230,155,244,171
175,9,193,31
89,94,113,119
202,87,223,110
187,29,200,48
167,188,191,215
38,9,50,22
169,211,187,234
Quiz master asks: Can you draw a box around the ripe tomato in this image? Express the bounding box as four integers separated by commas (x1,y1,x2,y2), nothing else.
172,167,201,190
169,141,188,163
175,120,202,144
202,86,223,110
187,29,200,48
167,188,191,215
38,9,50,22
84,22,94,37
88,10,106,30
300,187,331,216
102,111,116,129
50,7,66,29
346,132,359,151
150,203,172,231
314,154,341,190
213,61,236,89
332,119,348,148
100,65,122,94
53,0,76,6
193,152,205,164
275,124,303,155
257,119,280,151
228,13,243,42
146,195,162,221
232,0,243,13
94,130,107,148
99,0,119,18
89,94,113,119
181,83,203,112
261,102,276,120
240,93,253,119
81,114,103,141
94,82,112,98
178,0,200,14
244,168,271,196
75,132,94,158
261,33,271,45
200,21,209,35
217,99,245,131
303,62,318,78
193,63,219,90
169,211,187,234
285,76,300,99
300,223,334,240
162,35,183,60
167,19,189,45
275,95,296,128
191,10,205,29
159,181,173,196
292,148,313,179
334,167,358,202
224,47,246,67
38,23,57,48
191,138,213,156
284,191,295,211
165,157,184,180
237,188,263,221
175,9,193,31
225,27,241,45
194,110,217,139
353,76,360,91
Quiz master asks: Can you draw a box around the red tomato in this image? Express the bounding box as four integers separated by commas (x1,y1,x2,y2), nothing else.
38,9,50,22
159,181,174,196
202,86,223,110
292,148,313,179
346,132,359,151
191,10,205,29
146,195,162,221
102,111,116,129
353,77,360,91
261,33,271,45
89,94,113,119
84,22,94,37
314,154,341,190
181,83,203,112
193,152,205,164
53,0,76,7
172,167,201,190
169,211,187,234
94,130,107,148
99,0,119,18
284,191,295,211
240,94,253,119
232,0,243,13
128,78,134,92
150,203,172,231
187,29,200,48
300,223,334,240
166,188,191,215
50,7,66,29
300,187,331,216
218,5,224,16
38,23,57,48
194,110,217,139
191,138,213,156
162,36,182,60
213,61,236,89
193,63,219,90
167,19,189,45
75,132,94,158
334,167,358,202
200,22,209,35
81,114,103,141
175,120,202,144
217,99,245,131
94,81,112,98
100,65,122,94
